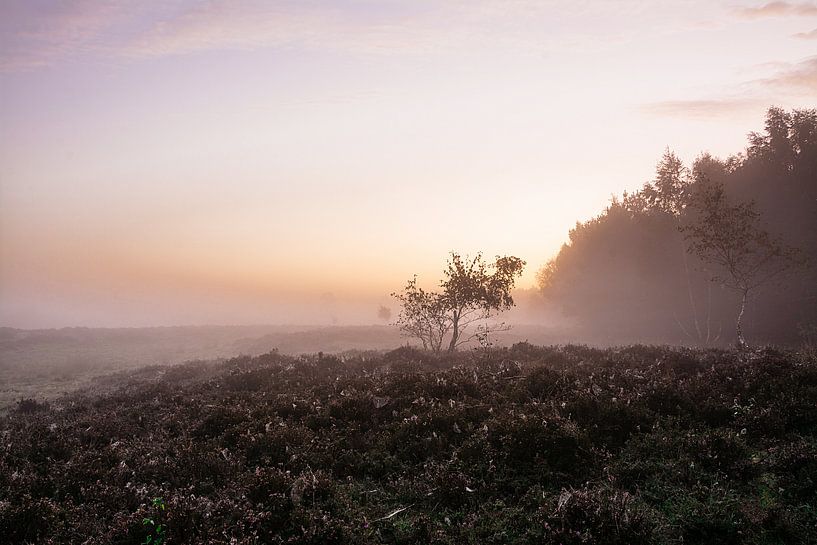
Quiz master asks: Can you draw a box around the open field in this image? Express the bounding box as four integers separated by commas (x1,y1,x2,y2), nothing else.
0,325,400,410
2,344,815,544
0,325,572,411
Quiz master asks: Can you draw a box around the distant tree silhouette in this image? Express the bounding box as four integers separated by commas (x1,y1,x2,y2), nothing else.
392,253,525,352
537,107,816,346
377,305,392,323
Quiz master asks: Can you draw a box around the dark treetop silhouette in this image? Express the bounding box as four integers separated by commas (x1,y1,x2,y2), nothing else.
392,252,525,352
538,107,816,347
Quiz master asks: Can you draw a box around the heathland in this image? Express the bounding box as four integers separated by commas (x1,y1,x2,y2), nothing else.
2,344,815,544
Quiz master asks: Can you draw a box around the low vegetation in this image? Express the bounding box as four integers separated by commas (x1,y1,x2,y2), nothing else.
2,344,816,544
0,326,403,410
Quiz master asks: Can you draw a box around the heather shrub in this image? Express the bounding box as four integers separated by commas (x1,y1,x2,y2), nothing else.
541,486,664,544
1,345,815,543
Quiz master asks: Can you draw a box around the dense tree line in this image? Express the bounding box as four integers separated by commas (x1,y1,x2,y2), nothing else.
539,108,816,346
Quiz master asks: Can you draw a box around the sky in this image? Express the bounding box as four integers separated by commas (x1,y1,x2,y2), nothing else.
1,0,816,328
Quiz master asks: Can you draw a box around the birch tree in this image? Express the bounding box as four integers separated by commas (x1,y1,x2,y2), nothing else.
682,179,802,348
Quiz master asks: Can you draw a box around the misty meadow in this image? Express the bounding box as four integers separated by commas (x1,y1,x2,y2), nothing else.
1,1,817,544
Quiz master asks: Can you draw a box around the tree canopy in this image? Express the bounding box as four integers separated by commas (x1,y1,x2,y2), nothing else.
682,177,803,347
538,107,816,346
393,253,525,352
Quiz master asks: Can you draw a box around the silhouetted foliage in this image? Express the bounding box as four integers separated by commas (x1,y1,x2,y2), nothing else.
539,107,817,346
682,177,803,348
392,253,525,352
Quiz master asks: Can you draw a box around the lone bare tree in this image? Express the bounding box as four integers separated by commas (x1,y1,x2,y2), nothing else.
682,179,802,349
392,252,525,352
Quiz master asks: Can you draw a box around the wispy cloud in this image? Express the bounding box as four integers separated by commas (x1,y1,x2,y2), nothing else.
639,98,765,119
122,3,339,58
0,0,141,71
733,2,817,19
0,0,711,73
1,0,561,71
792,27,817,38
119,0,607,60
642,54,817,119
120,1,446,59
759,55,817,92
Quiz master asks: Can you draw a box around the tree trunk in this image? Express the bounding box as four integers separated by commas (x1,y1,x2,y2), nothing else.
736,289,748,349
679,235,703,343
447,312,459,352
705,282,712,344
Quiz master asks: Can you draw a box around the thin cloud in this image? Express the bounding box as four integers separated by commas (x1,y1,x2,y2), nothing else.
1,0,554,70
759,55,817,92
793,28,817,38
639,98,765,119
0,1,438,71
0,0,143,71
118,0,564,60
643,54,817,118
733,2,817,19
1,5,96,70
0,0,693,72
122,3,342,58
